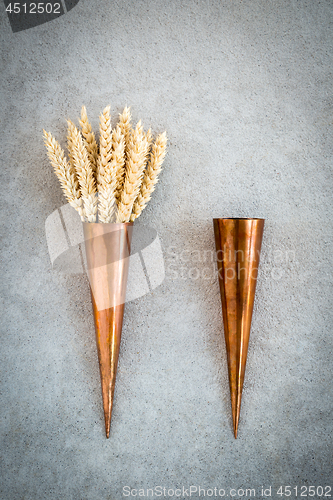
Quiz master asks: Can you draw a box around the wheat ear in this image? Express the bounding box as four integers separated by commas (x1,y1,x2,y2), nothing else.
98,183,117,223
116,121,150,223
130,132,167,221
69,122,97,222
43,130,85,221
110,125,126,202
145,128,152,146
96,106,117,223
79,106,99,173
114,107,132,197
97,106,112,189
118,106,132,150
67,119,76,168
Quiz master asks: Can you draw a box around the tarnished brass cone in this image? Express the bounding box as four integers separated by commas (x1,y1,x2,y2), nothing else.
83,222,133,438
213,218,264,438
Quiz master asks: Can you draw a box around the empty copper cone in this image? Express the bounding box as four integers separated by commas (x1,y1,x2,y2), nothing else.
213,218,264,438
83,222,133,438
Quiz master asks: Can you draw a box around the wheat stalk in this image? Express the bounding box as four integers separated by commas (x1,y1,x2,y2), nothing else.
69,122,98,222
130,132,167,221
79,106,99,173
43,130,85,221
116,121,150,223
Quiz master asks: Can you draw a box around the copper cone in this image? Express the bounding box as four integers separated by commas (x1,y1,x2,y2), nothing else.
83,222,133,438
213,218,264,438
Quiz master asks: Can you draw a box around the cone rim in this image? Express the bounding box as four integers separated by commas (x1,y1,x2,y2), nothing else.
82,222,134,227
213,217,265,221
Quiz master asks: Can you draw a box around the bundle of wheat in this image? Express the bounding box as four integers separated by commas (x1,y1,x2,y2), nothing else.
43,106,167,223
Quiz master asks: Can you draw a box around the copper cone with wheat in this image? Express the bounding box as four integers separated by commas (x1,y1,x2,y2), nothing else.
213,218,264,438
44,105,167,437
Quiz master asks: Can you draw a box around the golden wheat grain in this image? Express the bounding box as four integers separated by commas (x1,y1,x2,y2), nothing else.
43,130,85,221
79,106,99,173
130,132,167,221
70,123,97,222
116,121,149,223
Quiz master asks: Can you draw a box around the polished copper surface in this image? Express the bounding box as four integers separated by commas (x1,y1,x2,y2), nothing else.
83,222,133,438
213,218,264,438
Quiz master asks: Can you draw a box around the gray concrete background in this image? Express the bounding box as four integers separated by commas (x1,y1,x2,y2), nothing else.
1,0,332,498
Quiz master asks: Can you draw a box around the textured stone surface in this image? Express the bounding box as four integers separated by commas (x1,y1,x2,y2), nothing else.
0,1,332,498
